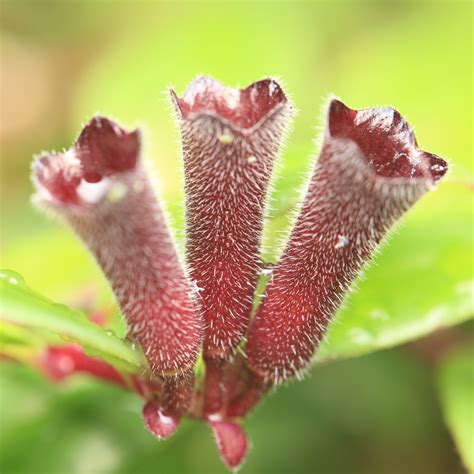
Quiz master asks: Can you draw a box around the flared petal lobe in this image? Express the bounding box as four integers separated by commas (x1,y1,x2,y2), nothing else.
172,76,288,129
245,99,447,384
32,118,202,392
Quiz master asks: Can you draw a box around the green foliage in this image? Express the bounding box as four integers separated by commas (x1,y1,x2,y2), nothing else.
0,350,460,474
437,345,474,472
0,270,144,372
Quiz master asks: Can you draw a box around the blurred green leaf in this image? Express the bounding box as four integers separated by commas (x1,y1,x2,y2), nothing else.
0,320,46,363
437,345,474,472
0,270,145,373
0,349,462,474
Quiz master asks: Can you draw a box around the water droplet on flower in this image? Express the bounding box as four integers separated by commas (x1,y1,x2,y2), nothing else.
335,235,349,249
143,400,180,440
259,266,274,276
247,155,257,164
77,178,110,204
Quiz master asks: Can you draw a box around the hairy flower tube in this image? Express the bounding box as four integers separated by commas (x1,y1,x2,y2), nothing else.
32,117,202,419
30,77,447,471
229,99,448,416
171,77,292,414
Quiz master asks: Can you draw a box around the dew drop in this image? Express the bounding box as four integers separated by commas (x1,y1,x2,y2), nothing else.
335,235,349,249
269,80,277,95
0,269,26,287
77,178,110,203
247,155,257,164
259,266,274,276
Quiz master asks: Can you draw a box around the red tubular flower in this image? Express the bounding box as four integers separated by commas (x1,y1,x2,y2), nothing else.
28,78,449,471
143,400,180,440
32,117,202,414
243,99,447,387
171,77,292,413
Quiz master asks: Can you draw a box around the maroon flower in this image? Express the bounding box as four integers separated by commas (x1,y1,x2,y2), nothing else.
30,79,447,471
171,76,292,414
33,117,202,416
230,99,447,415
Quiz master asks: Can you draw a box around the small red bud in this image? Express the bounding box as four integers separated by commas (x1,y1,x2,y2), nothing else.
210,419,249,471
38,344,127,387
143,399,180,440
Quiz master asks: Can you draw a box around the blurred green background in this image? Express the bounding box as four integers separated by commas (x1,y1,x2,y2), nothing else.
1,1,472,473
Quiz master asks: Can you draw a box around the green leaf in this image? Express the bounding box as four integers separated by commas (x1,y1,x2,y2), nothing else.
0,270,145,373
0,321,47,363
437,345,474,472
